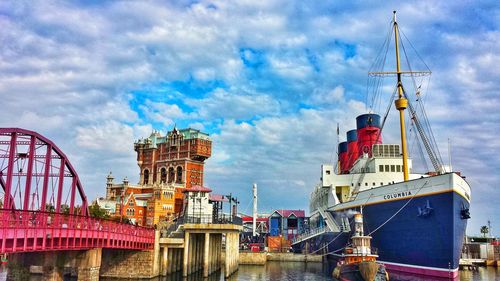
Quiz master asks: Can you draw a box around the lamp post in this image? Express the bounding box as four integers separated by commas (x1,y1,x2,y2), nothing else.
198,197,202,223
192,194,196,222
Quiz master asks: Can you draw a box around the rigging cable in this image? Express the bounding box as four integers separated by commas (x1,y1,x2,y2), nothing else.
367,180,428,236
367,20,394,113
322,180,429,257
310,217,354,255
399,30,444,170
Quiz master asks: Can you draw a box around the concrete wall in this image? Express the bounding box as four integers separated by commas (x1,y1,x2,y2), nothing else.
266,253,322,263
239,252,267,265
231,252,323,265
7,249,102,281
100,249,158,279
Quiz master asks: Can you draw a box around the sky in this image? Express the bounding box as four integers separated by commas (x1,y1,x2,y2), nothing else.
0,1,499,236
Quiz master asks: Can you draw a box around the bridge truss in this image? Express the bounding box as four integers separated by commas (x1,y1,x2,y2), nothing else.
0,128,154,253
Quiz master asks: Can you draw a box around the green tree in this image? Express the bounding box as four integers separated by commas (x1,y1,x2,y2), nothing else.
45,204,55,213
89,203,110,219
60,204,70,214
110,216,132,224
480,225,489,238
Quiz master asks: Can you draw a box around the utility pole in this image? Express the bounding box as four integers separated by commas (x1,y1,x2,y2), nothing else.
252,183,258,237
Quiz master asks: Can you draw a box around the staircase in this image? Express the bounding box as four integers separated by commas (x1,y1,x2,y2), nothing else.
316,206,341,232
291,207,351,245
291,226,327,245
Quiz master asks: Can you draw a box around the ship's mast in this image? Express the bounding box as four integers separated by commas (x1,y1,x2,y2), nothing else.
393,11,410,181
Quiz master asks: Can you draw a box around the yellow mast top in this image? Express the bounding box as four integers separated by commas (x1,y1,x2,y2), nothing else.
393,11,410,181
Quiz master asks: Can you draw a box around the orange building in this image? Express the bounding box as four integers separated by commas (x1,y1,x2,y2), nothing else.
98,127,212,227
134,127,212,213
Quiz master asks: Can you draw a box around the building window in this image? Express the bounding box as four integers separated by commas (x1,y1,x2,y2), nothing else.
129,201,134,207
372,182,375,186
385,165,389,172
396,165,401,172
326,170,330,175
168,167,175,183
379,165,384,172
160,168,167,183
365,182,368,186
176,167,183,184
391,165,395,172
143,169,150,185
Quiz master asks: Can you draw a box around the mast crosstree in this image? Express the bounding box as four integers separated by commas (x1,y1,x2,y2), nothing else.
367,11,440,180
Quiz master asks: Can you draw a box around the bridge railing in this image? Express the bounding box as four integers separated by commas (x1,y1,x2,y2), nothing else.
180,214,243,225
0,209,155,253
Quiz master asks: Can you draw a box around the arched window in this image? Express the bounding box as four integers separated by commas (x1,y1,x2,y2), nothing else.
168,167,175,183
160,168,167,183
143,169,150,185
176,167,183,183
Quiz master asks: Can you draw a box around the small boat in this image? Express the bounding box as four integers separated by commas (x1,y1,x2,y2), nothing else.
332,212,389,281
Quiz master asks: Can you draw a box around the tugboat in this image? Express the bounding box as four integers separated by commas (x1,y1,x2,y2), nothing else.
332,212,389,281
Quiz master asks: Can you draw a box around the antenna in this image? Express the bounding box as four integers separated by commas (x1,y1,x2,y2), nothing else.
252,183,258,237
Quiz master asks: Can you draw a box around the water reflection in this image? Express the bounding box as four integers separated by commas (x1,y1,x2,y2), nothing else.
13,261,500,281
460,267,500,281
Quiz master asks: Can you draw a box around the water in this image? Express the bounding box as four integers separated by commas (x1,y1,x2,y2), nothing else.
99,262,500,281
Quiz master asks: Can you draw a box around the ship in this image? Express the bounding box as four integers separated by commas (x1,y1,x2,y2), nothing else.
292,11,471,279
332,212,389,281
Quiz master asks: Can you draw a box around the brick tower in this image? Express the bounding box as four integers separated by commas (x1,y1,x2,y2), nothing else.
134,127,212,213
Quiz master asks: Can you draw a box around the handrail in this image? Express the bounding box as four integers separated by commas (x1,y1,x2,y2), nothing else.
291,226,328,245
0,209,155,253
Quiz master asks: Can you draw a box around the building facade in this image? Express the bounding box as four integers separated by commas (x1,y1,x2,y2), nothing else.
98,127,212,227
134,127,212,213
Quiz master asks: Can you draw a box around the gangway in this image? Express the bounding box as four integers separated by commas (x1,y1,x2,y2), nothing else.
316,206,341,232
291,226,328,245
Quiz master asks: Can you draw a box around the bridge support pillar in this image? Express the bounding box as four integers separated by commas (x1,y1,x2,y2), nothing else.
11,249,102,280
178,224,240,278
161,246,168,276
182,232,190,277
224,232,239,278
76,248,102,281
203,232,210,277
42,252,63,281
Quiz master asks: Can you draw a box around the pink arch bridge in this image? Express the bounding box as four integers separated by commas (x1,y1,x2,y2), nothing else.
0,128,154,253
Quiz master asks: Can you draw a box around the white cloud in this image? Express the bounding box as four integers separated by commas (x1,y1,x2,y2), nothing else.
0,0,499,234
186,88,280,120
139,100,188,126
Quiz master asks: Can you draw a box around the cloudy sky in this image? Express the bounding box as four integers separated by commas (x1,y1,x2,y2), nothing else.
1,1,498,236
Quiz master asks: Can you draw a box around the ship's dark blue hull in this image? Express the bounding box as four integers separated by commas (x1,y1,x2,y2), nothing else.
293,191,469,278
